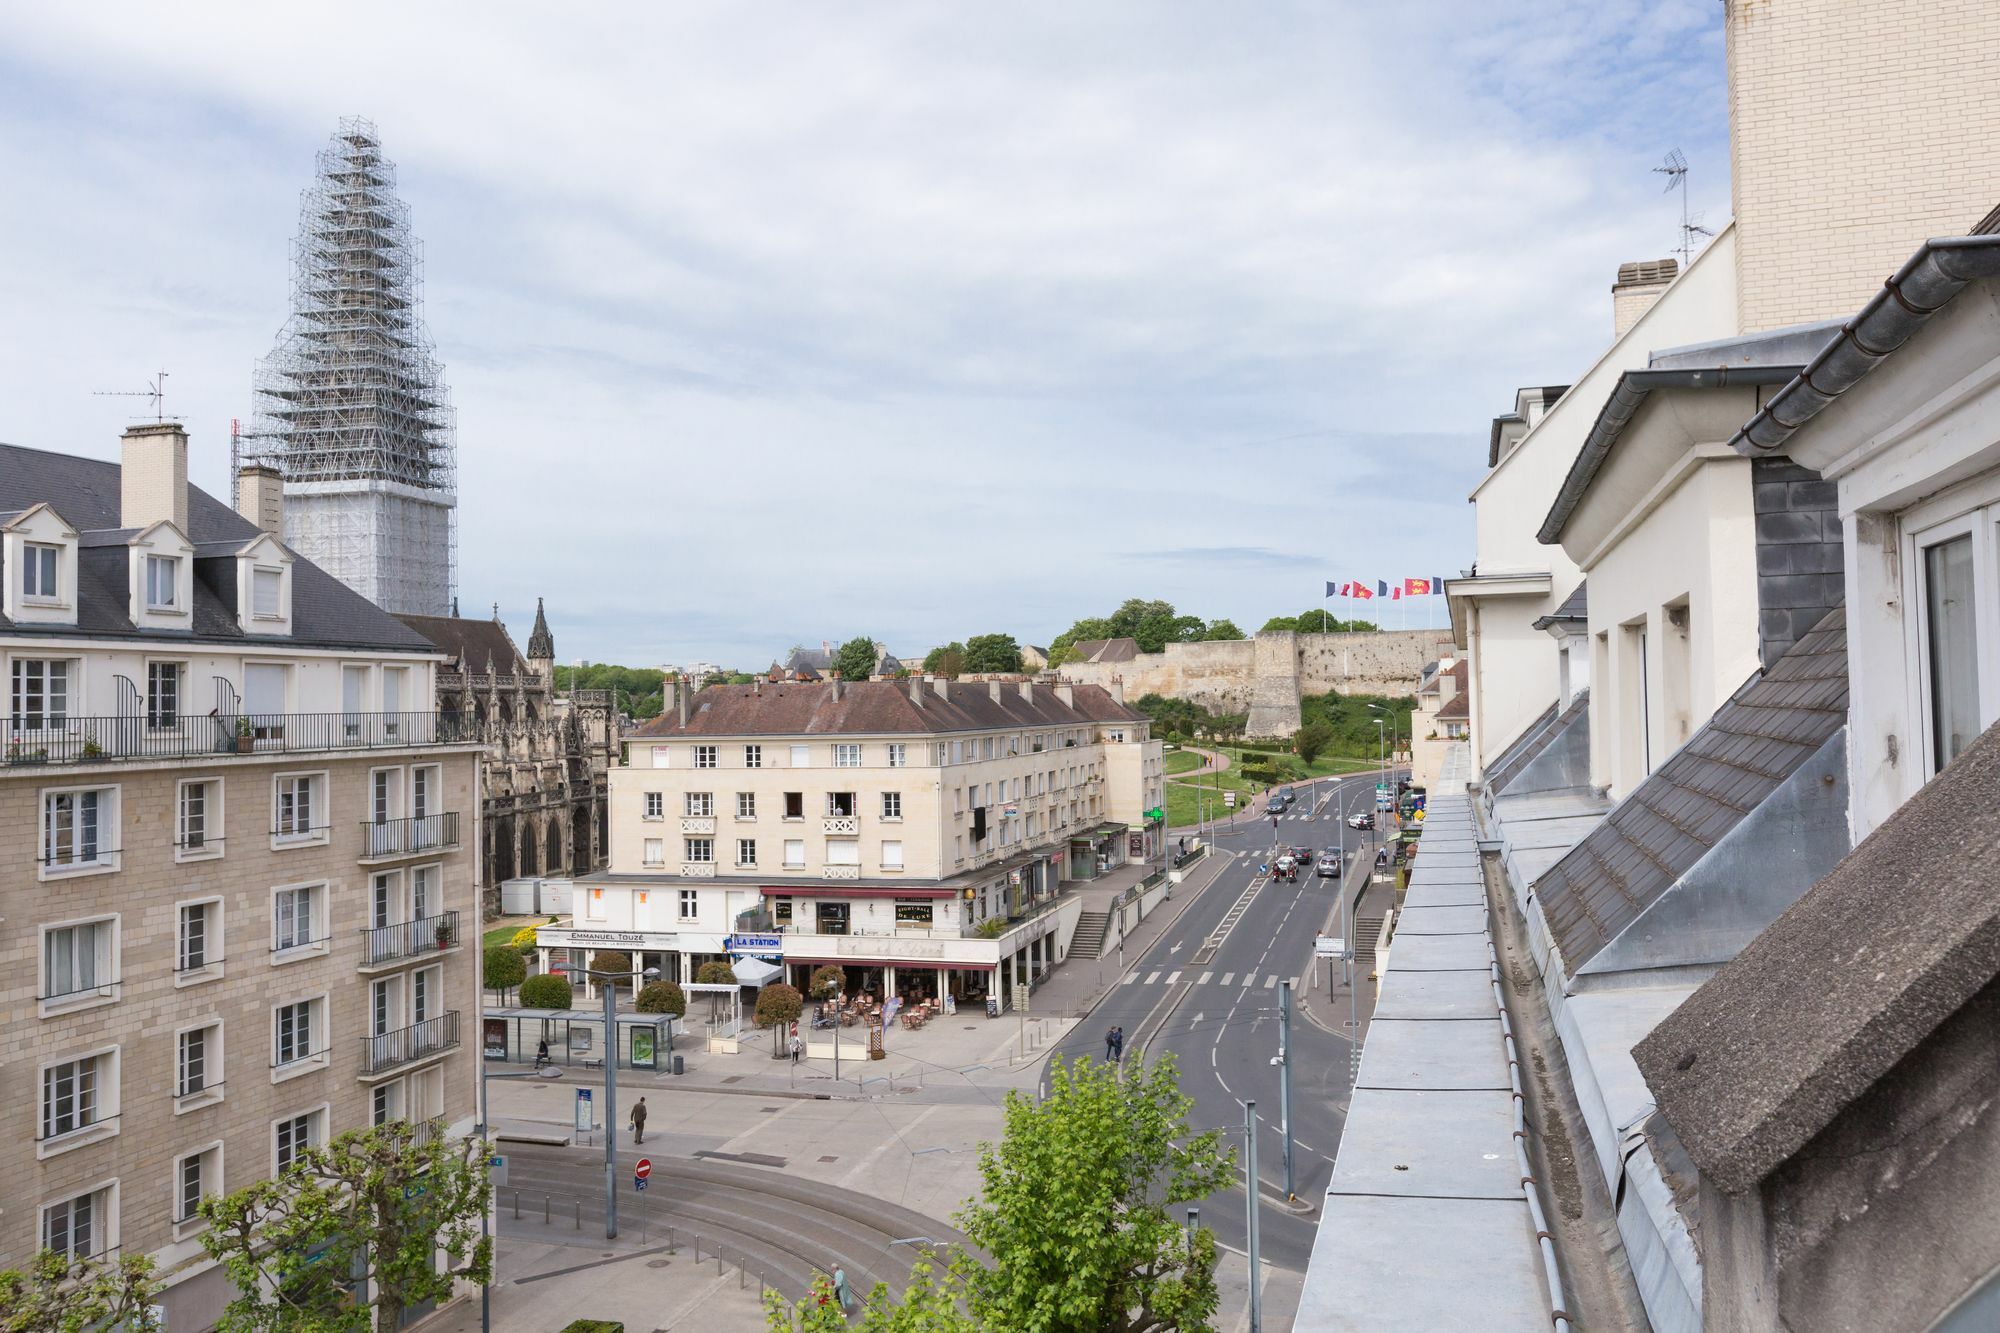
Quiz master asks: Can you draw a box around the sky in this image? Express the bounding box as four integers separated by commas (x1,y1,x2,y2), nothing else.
0,3,1729,668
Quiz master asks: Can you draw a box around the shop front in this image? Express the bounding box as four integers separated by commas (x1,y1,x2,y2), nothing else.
1068,823,1130,879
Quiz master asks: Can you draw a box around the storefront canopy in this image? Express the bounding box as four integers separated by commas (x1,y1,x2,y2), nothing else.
732,956,783,986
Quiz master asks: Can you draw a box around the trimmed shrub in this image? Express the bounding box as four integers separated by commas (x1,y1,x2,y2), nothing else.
695,961,737,986
807,964,845,1001
590,950,632,977
519,974,573,1010
755,983,804,1028
511,925,540,954
635,981,686,1017
483,946,526,993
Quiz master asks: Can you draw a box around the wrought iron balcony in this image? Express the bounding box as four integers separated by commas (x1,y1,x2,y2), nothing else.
3,712,472,768
361,1011,460,1075
361,812,461,859
358,911,462,968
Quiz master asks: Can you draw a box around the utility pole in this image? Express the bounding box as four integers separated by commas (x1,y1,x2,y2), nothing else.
1245,1099,1263,1333
1278,981,1295,1200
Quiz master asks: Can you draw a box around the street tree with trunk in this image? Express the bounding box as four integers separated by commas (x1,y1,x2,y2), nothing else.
764,1259,973,1332
1294,720,1335,766
807,964,844,1001
755,982,804,1056
696,960,738,1022
199,1120,491,1332
483,944,526,1001
636,981,687,1016
0,1250,160,1333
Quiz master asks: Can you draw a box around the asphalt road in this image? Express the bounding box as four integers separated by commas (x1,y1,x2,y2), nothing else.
1048,768,1400,1274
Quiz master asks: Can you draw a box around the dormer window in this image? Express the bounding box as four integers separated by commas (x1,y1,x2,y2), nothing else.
145,555,179,610
22,543,58,601
252,568,283,619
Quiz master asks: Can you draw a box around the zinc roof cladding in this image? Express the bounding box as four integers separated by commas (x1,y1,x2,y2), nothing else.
395,613,528,674
0,441,435,653
1635,712,2000,1196
629,678,1143,740
1533,580,1588,631
1531,605,1847,972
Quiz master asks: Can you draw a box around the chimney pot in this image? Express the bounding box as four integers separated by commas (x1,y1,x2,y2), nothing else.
935,678,949,702
1018,681,1035,704
1612,257,1679,338
1055,683,1075,708
988,680,1003,704
121,422,189,533
909,677,924,706
234,463,283,538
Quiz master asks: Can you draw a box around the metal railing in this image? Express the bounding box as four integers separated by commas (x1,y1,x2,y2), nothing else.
361,812,460,858
359,911,462,966
3,712,471,767
361,1012,461,1075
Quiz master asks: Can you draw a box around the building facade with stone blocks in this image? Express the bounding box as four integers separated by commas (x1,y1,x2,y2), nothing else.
0,428,482,1328
545,675,1161,1013
396,599,614,911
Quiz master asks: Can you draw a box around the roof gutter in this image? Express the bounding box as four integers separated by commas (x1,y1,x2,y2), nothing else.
1537,366,1802,546
1732,234,2000,456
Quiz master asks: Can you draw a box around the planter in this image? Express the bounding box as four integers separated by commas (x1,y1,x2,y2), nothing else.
235,735,254,755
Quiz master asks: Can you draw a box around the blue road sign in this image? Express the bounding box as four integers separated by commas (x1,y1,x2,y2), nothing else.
634,1176,649,1191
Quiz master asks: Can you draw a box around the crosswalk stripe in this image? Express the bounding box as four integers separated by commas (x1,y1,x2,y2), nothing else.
1145,971,1161,984
1122,972,1139,985
1264,974,1279,989
1165,970,1181,985
1220,972,1234,986
1241,973,1256,987
1199,971,1213,985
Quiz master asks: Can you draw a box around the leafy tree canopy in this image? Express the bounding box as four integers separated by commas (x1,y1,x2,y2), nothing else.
483,945,526,992
200,1121,491,1333
636,981,687,1016
0,1250,161,1333
520,974,572,1010
590,950,633,977
755,983,805,1028
1200,618,1245,641
696,961,738,986
962,633,1024,674
552,664,667,719
1050,599,1206,661
1293,720,1336,766
808,965,845,1001
833,635,879,682
1261,611,1379,634
923,642,966,678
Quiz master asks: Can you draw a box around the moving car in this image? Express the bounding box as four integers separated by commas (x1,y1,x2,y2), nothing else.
1272,853,1299,882
1268,790,1292,813
1347,812,1375,830
1316,851,1342,877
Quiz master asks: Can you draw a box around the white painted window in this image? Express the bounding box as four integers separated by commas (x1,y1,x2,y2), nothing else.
42,918,114,1006
177,900,220,976
825,839,860,866
273,999,319,1068
679,890,699,919
147,661,180,727
41,1053,110,1142
411,865,436,921
177,1024,220,1100
744,744,762,768
1921,530,1980,772
273,884,322,953
882,791,902,820
685,791,714,817
737,838,757,866
274,1108,323,1173
881,840,904,869
736,791,756,819
245,662,287,716
274,773,321,842
12,658,70,728
886,743,907,768
372,1081,402,1126
642,838,664,866
789,744,810,768
175,1144,221,1223
41,1184,112,1260
784,839,805,868
146,554,178,610
694,744,717,769
650,746,671,768
41,787,113,871
643,792,663,820
834,743,862,767
252,567,283,618
685,837,714,863
413,966,437,1024
22,542,59,600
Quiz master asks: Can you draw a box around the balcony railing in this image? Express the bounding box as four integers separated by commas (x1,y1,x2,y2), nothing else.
3,712,471,767
361,1012,460,1075
361,813,461,859
359,911,462,967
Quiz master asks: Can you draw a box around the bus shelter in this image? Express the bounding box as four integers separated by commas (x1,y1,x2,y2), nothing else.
481,1007,680,1072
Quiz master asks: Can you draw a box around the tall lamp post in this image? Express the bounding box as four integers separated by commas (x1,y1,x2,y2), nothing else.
479,1061,563,1333
577,962,661,1240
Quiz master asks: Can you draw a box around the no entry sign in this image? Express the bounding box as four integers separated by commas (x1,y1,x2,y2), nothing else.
634,1158,652,1181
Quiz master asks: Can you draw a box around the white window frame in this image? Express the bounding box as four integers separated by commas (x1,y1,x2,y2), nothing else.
174,1018,226,1114
270,880,328,961
251,565,285,620
736,838,757,867
144,658,184,729
271,993,330,1083
642,792,664,821
833,743,862,768
39,914,119,1017
783,839,806,869
789,743,810,768
1906,501,2000,778
735,791,756,820
172,1140,224,1237
881,840,905,871
886,743,907,768
145,553,180,611
11,655,73,730
743,744,762,769
40,1179,118,1262
685,791,714,817
685,837,715,864
372,1078,404,1127
272,770,329,848
642,838,665,866
22,541,60,602
693,744,717,769
38,1046,120,1158
881,791,903,821
38,783,118,879
272,1104,329,1175
175,775,224,862
175,895,226,986
678,889,699,920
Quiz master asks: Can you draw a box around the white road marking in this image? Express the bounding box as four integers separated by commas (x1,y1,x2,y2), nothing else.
1241,973,1257,987
1122,972,1140,985
1199,971,1213,985
1220,972,1234,986
1264,974,1280,989
1145,971,1161,984
1165,970,1181,985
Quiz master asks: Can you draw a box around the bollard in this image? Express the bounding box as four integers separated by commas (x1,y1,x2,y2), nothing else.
668,1226,676,1254
543,1196,550,1226
693,1236,699,1263
513,1191,521,1219
574,1200,581,1230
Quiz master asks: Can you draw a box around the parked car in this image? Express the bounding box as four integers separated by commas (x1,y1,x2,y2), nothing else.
1347,812,1375,830
1316,852,1341,877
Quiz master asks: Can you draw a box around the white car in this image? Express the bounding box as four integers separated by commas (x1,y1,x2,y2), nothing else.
1347,812,1374,830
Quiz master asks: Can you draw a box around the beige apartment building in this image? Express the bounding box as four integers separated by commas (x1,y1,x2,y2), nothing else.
0,427,482,1328
544,674,1161,1015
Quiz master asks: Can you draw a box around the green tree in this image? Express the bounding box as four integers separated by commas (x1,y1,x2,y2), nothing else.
1259,615,1299,632
520,973,572,1010
1294,720,1335,766
1048,615,1115,668
696,960,738,1022
962,633,1024,674
0,1250,161,1333
922,642,966,678
552,664,668,719
636,981,687,1017
484,945,526,999
590,950,633,981
954,1054,1232,1332
1106,598,1205,653
755,983,805,1055
200,1121,491,1332
764,1260,974,1332
807,965,845,1001
832,635,878,682
1200,618,1245,641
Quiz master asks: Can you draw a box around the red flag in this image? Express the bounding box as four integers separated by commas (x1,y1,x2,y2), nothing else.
1391,586,1402,600
1404,577,1431,596
1352,581,1373,599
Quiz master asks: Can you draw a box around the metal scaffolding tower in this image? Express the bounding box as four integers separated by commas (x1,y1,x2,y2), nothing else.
240,116,458,616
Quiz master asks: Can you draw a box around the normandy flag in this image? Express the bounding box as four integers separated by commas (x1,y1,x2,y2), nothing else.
1351,580,1373,599
1404,577,1432,596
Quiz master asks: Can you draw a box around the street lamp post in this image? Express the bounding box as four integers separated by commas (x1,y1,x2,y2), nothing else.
577,962,660,1240
479,1061,562,1333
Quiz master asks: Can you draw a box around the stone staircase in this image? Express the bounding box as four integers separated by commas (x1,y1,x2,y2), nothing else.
1354,915,1386,972
1071,910,1111,960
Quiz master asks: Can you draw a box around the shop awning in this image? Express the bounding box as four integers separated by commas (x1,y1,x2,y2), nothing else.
783,956,997,972
761,885,957,899
732,956,783,986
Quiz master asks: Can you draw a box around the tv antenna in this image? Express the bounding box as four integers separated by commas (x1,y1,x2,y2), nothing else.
92,369,173,423
1653,149,1713,266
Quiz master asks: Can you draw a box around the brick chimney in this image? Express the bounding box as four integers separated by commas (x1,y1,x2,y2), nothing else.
1612,259,1678,338
121,422,188,532
235,464,284,538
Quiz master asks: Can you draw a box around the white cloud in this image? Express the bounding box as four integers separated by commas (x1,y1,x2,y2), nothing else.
0,1,1728,662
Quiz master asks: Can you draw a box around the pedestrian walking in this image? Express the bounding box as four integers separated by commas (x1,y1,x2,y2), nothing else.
1105,1025,1118,1062
833,1264,851,1312
1111,1025,1125,1064
630,1096,648,1145
790,1033,803,1065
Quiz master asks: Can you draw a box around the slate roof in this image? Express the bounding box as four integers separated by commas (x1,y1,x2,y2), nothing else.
1482,690,1588,796
1531,604,1847,972
1434,661,1469,721
0,441,435,653
1533,580,1588,631
395,612,528,674
1069,637,1140,664
630,678,1142,739
1635,713,2000,1194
